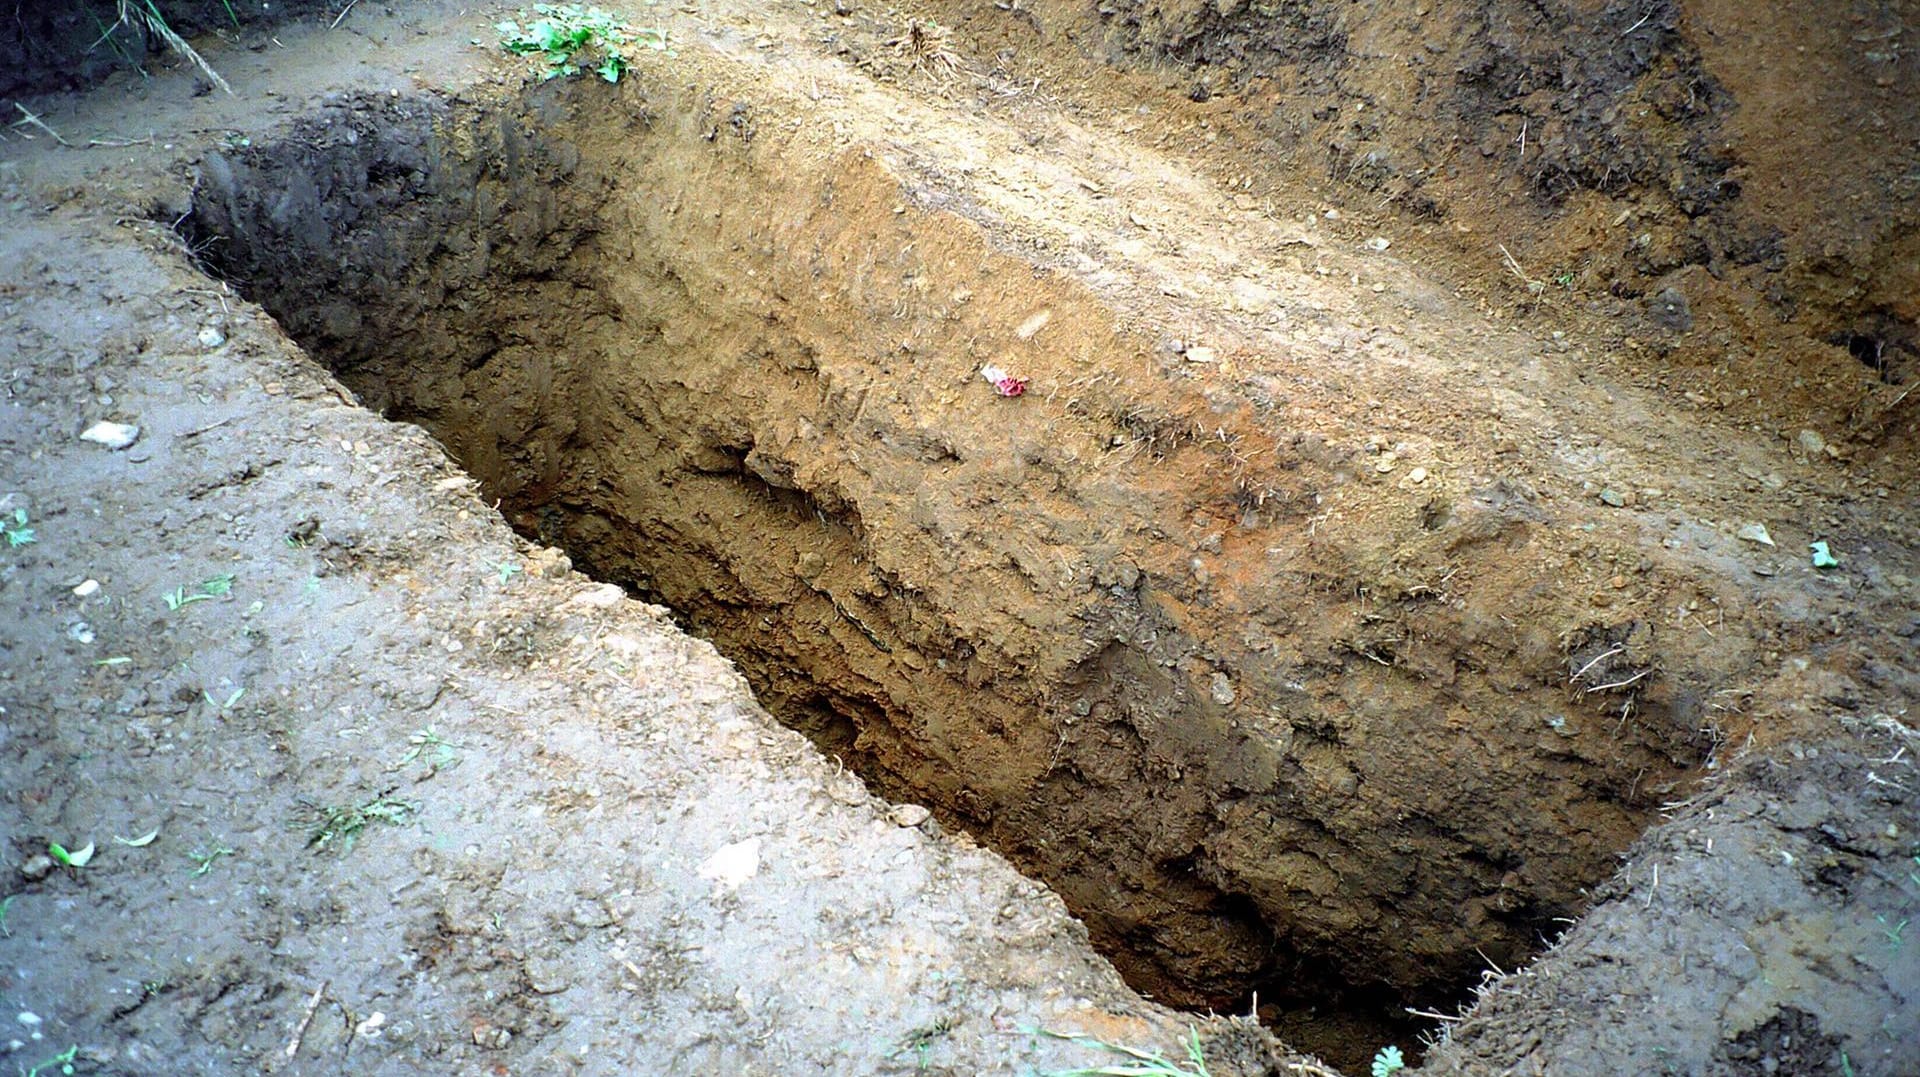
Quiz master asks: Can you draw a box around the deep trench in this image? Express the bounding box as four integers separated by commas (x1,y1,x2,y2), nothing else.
179,85,1708,1069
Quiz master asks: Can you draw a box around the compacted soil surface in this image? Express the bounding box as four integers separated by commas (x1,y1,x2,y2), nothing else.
1,0,1915,1074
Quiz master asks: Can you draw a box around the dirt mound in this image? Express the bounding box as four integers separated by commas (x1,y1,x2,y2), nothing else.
930,0,1920,450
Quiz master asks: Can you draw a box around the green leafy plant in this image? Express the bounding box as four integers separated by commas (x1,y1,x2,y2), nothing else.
294,795,419,854
393,728,460,771
164,572,236,610
48,841,96,869
4,507,35,548
1810,541,1840,568
1034,1026,1211,1077
0,894,16,936
27,1045,78,1077
187,840,234,876
1371,1045,1406,1076
496,4,664,83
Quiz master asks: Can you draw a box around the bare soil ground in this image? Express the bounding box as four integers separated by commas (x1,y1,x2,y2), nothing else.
1,0,1915,1074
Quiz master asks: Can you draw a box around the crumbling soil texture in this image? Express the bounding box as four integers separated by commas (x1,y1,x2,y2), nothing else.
958,0,1920,422
3,0,1918,1072
182,81,1719,1040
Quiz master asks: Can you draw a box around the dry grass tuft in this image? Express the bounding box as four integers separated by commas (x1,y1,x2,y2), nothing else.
887,18,964,79
120,0,234,95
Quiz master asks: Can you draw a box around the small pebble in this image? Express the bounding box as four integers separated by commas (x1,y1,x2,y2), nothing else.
197,325,226,349
1183,345,1218,363
1210,671,1236,706
1407,466,1428,484
1598,488,1626,507
20,855,52,881
887,804,931,828
72,579,100,598
564,584,627,610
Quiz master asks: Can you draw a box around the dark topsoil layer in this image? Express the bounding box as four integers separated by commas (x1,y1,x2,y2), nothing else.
2,1,343,99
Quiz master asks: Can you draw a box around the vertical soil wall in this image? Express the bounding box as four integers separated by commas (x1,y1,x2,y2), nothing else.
182,81,1718,1055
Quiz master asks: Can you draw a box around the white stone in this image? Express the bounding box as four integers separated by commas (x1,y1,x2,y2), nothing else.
697,837,761,892
888,804,932,828
80,421,140,449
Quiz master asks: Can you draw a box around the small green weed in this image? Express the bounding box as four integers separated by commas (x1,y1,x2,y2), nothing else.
294,794,419,854
187,840,234,876
393,728,460,772
0,894,16,936
48,841,96,869
27,1045,78,1077
1372,1045,1407,1076
3,507,36,548
164,572,235,611
203,686,246,711
1877,914,1907,953
891,1016,956,1071
493,560,522,584
496,4,664,83
1034,1026,1211,1077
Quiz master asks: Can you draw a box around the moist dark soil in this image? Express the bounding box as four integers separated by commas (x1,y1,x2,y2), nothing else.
1,0,341,99
2,0,1917,1074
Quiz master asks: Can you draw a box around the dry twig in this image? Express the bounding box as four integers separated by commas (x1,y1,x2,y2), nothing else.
284,980,329,1060
10,104,72,146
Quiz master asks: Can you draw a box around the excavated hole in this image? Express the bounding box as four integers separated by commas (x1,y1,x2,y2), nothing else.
179,84,1707,1070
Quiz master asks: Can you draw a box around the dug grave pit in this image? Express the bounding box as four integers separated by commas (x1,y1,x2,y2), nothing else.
180,79,1715,1067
